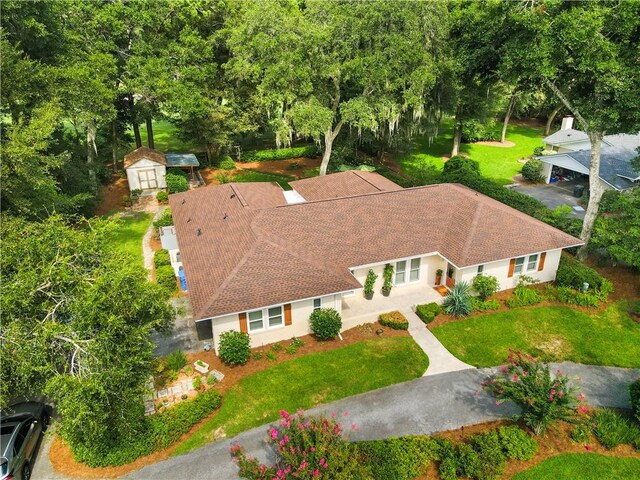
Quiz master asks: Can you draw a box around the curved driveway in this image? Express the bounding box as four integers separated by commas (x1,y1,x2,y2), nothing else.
126,362,639,480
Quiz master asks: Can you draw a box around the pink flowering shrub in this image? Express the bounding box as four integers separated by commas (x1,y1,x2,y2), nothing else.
230,410,371,480
483,350,584,435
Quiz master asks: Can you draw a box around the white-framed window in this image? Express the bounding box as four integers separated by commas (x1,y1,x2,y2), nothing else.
514,257,526,275
477,264,485,275
313,298,322,311
527,254,539,271
409,258,421,282
268,306,283,327
395,260,407,284
248,309,264,332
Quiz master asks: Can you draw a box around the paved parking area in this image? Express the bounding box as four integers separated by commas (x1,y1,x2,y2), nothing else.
511,180,586,219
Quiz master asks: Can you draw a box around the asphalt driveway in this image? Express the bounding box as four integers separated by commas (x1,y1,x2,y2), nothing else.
511,180,587,219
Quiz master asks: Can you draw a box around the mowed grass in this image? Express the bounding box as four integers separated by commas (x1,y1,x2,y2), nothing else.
431,303,640,368
130,120,202,153
232,170,294,190
397,120,545,185
173,337,429,455
105,212,153,268
511,453,640,480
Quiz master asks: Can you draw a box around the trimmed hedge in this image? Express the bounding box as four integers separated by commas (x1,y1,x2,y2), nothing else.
358,436,438,480
378,311,409,330
156,190,169,203
497,426,538,460
218,330,251,366
416,303,442,323
155,265,176,291
154,249,171,268
521,159,544,183
73,388,222,467
630,380,640,423
240,145,320,162
153,208,173,229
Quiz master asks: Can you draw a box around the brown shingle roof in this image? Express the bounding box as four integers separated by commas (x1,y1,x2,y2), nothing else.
289,170,402,201
170,179,582,320
124,147,167,168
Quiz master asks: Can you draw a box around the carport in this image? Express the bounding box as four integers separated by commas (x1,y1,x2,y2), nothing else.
538,154,589,184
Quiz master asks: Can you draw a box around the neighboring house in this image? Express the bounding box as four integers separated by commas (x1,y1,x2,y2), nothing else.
124,147,200,193
537,119,640,192
168,170,582,353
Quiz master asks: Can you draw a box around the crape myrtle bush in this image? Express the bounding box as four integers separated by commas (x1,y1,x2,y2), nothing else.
441,157,582,237
415,302,442,323
72,388,222,467
218,330,251,366
484,350,585,436
310,308,342,340
241,145,320,162
378,311,409,330
231,410,370,479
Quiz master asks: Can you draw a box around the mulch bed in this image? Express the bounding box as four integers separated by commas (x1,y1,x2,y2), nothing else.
95,175,130,216
419,419,640,480
50,322,408,478
199,157,322,185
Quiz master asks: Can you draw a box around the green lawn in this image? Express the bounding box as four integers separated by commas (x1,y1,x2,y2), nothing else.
105,212,153,268
232,170,294,190
173,337,429,455
431,303,640,368
512,453,640,480
397,120,545,185
130,120,202,153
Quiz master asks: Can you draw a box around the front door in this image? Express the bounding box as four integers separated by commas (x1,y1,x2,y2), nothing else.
446,264,456,288
137,169,158,189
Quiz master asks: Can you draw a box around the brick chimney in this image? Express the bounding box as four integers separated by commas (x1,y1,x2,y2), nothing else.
560,116,574,130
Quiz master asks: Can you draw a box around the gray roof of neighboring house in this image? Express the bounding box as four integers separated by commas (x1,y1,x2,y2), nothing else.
543,129,589,146
537,132,640,191
165,153,200,167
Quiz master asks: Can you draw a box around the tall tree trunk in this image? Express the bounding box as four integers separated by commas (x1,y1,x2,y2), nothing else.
319,121,344,176
129,95,142,148
545,105,562,135
112,120,118,171
451,123,462,157
133,123,142,148
86,119,98,193
146,115,154,149
577,131,605,260
501,95,517,143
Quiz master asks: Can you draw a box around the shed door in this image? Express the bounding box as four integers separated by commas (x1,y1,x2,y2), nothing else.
137,169,158,189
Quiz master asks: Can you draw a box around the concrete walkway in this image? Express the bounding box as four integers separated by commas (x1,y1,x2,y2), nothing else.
125,363,640,480
402,308,474,376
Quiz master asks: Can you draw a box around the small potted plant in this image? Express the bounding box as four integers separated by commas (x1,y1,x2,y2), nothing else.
363,269,378,300
194,359,209,374
435,269,443,285
382,264,394,296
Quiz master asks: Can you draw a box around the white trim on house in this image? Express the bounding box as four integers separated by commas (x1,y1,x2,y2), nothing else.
349,251,441,271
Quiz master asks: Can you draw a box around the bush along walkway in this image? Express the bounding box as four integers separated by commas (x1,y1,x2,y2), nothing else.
127,362,640,480
402,308,474,376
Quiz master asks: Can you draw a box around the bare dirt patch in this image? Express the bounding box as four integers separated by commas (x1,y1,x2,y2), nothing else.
474,140,516,147
419,420,640,480
50,322,408,478
95,175,129,216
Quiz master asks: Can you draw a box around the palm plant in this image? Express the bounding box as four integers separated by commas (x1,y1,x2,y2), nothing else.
442,281,472,316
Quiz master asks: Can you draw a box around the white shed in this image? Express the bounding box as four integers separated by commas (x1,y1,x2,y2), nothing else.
124,147,167,192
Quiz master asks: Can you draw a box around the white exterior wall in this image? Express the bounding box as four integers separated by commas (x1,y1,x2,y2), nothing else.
350,254,447,291
125,159,167,191
209,294,341,353
457,249,563,291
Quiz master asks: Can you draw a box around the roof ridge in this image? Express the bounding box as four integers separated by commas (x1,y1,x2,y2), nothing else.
351,170,383,191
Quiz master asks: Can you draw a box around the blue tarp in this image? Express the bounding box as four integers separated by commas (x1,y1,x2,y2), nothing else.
165,153,200,167
178,267,187,291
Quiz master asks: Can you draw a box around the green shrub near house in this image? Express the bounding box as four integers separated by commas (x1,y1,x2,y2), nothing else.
156,265,177,291
415,303,442,323
471,298,500,312
521,159,544,183
166,171,189,193
310,308,343,340
472,274,499,301
154,249,171,268
153,208,173,229
442,282,473,317
218,330,251,366
555,254,612,292
379,311,409,330
156,190,169,203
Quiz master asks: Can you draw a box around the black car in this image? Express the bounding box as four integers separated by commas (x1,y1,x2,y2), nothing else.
1,402,49,480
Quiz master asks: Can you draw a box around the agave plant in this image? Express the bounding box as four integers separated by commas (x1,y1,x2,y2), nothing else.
442,281,472,317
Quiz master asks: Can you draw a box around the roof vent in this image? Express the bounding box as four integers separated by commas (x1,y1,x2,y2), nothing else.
230,194,236,199
196,228,202,236
187,217,192,223
223,213,228,220
182,199,186,204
